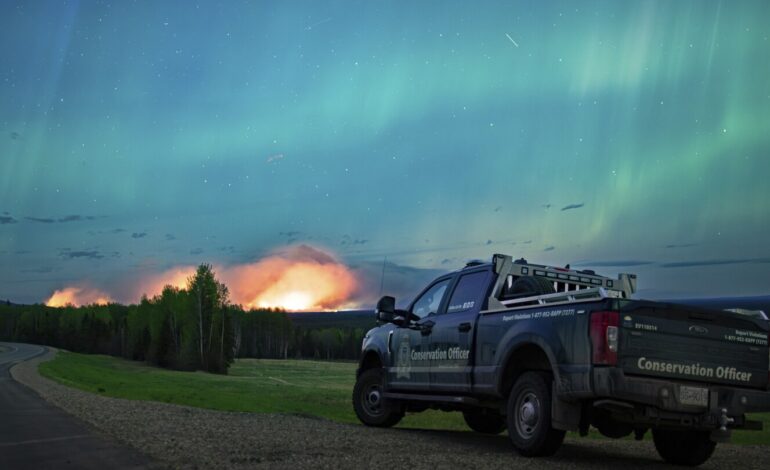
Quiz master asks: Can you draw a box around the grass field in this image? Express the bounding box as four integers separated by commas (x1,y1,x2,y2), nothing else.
39,352,770,444
39,352,465,430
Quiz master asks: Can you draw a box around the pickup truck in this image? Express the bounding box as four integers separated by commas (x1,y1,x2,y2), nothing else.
352,254,770,466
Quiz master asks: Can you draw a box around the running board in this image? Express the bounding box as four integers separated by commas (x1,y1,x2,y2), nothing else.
383,392,480,406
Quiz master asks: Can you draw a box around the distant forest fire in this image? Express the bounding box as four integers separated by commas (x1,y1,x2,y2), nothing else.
45,286,112,307
44,245,358,311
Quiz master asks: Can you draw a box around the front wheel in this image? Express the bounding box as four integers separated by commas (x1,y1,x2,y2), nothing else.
652,428,716,466
463,410,507,435
352,368,403,427
506,371,565,456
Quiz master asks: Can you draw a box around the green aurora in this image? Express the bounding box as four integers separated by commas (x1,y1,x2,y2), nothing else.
0,1,769,304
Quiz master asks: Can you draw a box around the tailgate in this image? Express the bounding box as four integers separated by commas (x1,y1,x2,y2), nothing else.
618,302,769,389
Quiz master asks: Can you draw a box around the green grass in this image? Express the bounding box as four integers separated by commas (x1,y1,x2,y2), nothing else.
39,352,465,430
39,352,769,443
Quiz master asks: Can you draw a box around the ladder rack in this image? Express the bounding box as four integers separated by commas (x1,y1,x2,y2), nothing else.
485,254,637,312
482,287,619,314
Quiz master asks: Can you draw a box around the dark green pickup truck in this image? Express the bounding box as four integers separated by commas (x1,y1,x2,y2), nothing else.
353,254,770,466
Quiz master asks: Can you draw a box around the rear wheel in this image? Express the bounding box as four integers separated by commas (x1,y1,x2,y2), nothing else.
506,372,565,456
652,428,716,466
462,410,507,435
352,368,403,427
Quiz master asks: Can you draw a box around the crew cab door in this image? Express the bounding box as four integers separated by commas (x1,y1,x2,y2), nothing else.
430,269,489,393
386,277,452,391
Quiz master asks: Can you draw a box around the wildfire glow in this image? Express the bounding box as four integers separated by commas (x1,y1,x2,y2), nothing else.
43,245,359,311
45,286,112,307
136,266,196,299
222,246,358,311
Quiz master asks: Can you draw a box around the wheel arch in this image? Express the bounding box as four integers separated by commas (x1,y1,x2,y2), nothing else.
497,338,560,398
357,349,383,378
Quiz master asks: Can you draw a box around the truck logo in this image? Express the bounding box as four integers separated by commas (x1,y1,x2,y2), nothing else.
689,325,708,335
395,335,411,379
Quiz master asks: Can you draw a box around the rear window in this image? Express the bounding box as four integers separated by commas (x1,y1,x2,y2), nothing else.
446,271,487,313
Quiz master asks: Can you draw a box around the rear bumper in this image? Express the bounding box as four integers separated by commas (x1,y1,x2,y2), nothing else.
593,367,770,432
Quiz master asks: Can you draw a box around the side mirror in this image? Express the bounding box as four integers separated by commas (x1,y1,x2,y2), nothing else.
375,296,396,323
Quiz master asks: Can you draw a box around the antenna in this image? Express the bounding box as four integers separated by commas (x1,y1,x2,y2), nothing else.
379,257,387,296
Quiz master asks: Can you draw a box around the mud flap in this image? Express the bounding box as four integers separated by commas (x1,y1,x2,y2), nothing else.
551,382,581,431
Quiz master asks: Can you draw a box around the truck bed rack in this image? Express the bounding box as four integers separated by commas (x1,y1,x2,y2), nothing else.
483,287,619,314
486,254,637,311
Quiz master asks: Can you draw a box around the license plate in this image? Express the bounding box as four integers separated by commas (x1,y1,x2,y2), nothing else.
679,385,709,407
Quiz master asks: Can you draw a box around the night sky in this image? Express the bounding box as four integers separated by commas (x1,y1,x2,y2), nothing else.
1,1,769,306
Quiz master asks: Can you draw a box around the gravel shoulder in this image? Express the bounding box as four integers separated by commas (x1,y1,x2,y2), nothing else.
11,350,770,469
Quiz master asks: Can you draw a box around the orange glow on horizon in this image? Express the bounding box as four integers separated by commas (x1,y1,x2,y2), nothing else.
45,287,112,307
44,246,359,311
222,249,358,311
136,266,196,299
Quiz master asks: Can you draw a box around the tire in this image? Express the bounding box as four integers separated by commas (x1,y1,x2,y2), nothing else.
506,371,565,456
463,410,507,435
352,368,403,427
652,428,716,466
510,276,555,297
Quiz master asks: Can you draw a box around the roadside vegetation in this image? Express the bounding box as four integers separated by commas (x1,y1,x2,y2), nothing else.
40,351,769,444
0,264,369,376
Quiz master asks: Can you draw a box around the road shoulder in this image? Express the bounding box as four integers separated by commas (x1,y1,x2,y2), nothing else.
11,350,770,469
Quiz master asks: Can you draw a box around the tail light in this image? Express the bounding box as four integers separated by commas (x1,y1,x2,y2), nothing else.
591,311,620,365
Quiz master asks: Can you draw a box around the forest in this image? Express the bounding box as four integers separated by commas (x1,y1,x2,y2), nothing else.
0,264,370,374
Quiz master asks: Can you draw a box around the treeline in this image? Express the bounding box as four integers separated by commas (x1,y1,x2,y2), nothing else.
0,264,367,374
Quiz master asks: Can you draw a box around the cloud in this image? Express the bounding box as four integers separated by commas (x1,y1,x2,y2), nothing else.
60,250,104,260
340,234,368,246
190,248,204,255
486,239,493,245
561,203,585,211
544,246,556,252
349,260,445,308
131,232,147,239
660,258,770,268
165,233,177,241
665,243,698,249
21,266,56,274
572,260,653,267
25,214,103,224
25,217,55,223
58,215,100,222
0,216,17,224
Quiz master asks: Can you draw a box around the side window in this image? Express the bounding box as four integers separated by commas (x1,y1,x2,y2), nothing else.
410,279,451,319
446,271,488,314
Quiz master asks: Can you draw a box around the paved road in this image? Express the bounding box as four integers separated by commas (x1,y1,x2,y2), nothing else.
0,342,152,469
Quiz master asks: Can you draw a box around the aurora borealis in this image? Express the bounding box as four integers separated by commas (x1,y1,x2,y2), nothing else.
1,1,769,306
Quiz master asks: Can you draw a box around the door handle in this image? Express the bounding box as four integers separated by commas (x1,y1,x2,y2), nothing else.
420,321,435,336
458,322,472,332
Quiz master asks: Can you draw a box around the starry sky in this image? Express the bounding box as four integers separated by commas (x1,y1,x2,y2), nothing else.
1,0,769,305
